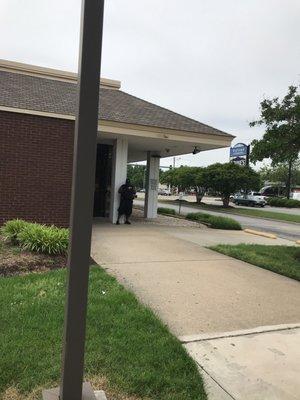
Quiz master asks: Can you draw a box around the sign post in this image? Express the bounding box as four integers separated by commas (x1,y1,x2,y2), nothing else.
43,1,105,400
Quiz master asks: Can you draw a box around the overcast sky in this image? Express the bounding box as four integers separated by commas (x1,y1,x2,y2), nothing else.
1,0,299,168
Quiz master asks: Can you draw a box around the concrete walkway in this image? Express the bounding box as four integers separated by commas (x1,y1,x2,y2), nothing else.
91,221,300,399
184,324,300,400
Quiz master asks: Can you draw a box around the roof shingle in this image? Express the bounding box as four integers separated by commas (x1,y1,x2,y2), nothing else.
0,71,232,137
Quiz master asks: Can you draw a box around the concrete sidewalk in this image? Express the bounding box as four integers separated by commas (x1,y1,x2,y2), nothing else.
91,222,300,399
92,223,300,335
184,324,300,400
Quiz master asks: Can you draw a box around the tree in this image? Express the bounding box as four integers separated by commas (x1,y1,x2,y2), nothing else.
199,163,260,207
175,166,206,203
259,160,300,187
160,166,205,203
127,165,146,189
250,86,300,198
160,168,178,188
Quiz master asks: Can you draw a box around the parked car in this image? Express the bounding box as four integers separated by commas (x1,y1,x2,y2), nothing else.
158,189,172,196
232,192,266,207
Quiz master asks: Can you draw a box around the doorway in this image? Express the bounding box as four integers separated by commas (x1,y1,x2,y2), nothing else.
93,144,113,218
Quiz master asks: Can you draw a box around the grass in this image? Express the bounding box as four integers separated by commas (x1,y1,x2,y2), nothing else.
160,199,300,224
186,212,242,230
0,266,206,400
210,244,300,281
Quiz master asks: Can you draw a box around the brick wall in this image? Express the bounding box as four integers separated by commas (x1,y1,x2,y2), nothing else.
0,111,74,227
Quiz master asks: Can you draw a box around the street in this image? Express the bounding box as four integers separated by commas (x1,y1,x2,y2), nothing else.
134,198,300,242
202,196,300,216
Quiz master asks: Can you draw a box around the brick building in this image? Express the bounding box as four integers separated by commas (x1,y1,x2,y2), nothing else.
0,59,234,226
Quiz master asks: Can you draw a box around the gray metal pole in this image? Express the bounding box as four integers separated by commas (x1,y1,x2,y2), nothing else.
60,1,104,399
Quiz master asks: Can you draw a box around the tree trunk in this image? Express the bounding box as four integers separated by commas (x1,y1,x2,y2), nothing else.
195,187,205,204
286,160,292,199
195,192,202,204
222,196,230,207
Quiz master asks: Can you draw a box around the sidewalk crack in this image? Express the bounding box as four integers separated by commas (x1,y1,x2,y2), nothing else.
197,362,236,400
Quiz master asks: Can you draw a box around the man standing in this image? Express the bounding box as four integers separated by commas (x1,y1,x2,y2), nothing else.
116,178,136,225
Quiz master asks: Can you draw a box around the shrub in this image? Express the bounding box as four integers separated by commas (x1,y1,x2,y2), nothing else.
267,197,300,208
186,212,242,230
1,219,27,244
186,212,211,222
294,248,300,262
17,223,69,255
208,216,242,230
157,207,176,215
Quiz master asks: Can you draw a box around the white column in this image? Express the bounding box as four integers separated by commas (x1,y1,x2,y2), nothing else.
144,151,160,219
110,138,128,223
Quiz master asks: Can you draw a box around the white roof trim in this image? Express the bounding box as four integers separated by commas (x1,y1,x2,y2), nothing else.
0,105,232,148
0,59,121,90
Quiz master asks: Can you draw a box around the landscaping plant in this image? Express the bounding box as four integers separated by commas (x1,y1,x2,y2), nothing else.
294,248,300,262
267,197,300,208
157,207,176,215
1,219,69,255
17,223,69,255
1,219,27,245
186,212,242,230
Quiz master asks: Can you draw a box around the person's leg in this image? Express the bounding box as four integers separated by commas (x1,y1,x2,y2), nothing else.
124,204,133,224
123,201,133,224
116,211,121,225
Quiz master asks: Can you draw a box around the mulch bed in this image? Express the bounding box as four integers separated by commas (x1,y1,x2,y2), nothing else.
0,240,66,277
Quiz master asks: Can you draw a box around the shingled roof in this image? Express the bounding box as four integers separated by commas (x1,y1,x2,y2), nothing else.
0,70,232,137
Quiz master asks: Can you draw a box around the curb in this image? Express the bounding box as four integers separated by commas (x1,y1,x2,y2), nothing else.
244,228,277,239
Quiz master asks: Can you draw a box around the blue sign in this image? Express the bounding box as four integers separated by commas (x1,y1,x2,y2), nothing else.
231,156,246,166
230,143,248,157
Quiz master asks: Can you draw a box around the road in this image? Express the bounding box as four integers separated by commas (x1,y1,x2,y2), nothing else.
202,196,300,216
134,199,300,242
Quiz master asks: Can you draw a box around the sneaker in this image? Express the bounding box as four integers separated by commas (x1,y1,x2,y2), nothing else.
125,220,131,225
116,221,120,225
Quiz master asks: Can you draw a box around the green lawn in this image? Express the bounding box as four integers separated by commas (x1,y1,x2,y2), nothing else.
0,266,206,400
160,199,300,224
210,244,300,281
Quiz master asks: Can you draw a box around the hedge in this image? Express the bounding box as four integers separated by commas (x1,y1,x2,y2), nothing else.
267,197,300,208
157,207,176,215
1,220,69,255
294,249,300,262
186,212,242,230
